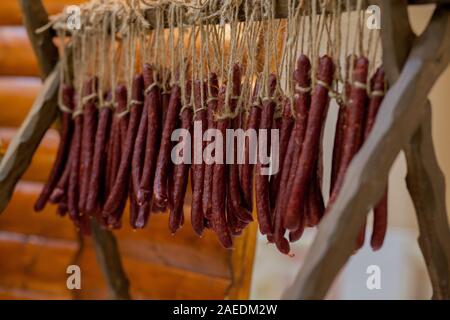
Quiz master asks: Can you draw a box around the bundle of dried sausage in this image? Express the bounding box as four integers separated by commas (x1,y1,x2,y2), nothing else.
86,92,113,217
102,75,144,227
154,84,182,209
284,55,334,231
272,54,311,253
227,64,253,229
169,81,193,234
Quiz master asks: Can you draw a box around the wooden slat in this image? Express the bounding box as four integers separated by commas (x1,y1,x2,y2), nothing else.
0,0,85,26
0,77,41,128
0,27,39,76
0,237,230,299
0,128,58,183
0,181,231,279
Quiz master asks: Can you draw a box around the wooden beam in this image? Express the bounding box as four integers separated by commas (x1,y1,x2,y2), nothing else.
282,4,450,299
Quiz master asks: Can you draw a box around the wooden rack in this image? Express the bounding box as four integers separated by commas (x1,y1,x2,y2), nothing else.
0,0,449,300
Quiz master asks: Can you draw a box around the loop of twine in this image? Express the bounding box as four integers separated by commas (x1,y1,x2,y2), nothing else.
144,82,159,95
81,92,98,105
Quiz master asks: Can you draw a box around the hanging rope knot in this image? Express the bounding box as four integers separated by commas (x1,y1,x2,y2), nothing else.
194,107,206,114
295,84,312,93
59,103,73,114
180,104,193,115
370,90,385,97
207,97,218,103
261,96,276,103
352,80,367,90
328,88,341,99
316,80,332,91
72,108,84,118
144,82,159,95
102,100,117,110
129,99,144,107
117,109,130,118
81,93,98,105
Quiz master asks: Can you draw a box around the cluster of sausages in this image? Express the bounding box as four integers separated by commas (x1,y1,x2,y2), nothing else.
35,55,387,254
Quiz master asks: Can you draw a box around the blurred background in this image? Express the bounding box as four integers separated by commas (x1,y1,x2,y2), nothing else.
0,2,448,300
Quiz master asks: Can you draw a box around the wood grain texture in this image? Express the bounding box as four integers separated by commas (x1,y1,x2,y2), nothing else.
379,0,450,300
0,27,39,77
0,181,252,299
282,5,450,299
0,236,231,300
0,182,231,279
227,218,258,299
0,77,41,127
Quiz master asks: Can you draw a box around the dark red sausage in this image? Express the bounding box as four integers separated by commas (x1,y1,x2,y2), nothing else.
328,57,368,209
364,66,387,251
169,82,193,234
129,94,148,228
49,154,72,204
227,64,253,223
105,112,118,195
68,109,83,224
202,73,219,219
273,54,311,252
255,74,277,235
190,80,207,236
269,97,294,209
103,75,144,226
131,93,148,200
79,78,98,215
154,85,182,208
137,64,162,210
35,85,75,212
211,86,232,248
240,80,261,212
306,164,324,227
284,55,334,230
330,55,355,193
85,93,113,216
